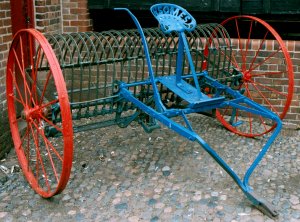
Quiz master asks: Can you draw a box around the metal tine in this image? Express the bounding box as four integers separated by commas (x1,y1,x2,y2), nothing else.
42,23,237,126
86,32,103,103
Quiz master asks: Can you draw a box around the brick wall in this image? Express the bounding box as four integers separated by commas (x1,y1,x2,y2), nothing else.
230,39,300,128
62,0,93,33
35,0,62,33
35,0,92,34
0,0,92,159
288,41,300,127
0,1,299,159
0,0,13,158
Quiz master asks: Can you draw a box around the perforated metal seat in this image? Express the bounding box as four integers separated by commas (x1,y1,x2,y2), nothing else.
150,3,197,34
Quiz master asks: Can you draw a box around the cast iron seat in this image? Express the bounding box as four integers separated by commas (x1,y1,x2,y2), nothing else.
150,3,197,33
150,3,225,109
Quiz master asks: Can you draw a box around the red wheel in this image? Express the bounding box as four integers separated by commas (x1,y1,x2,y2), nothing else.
6,29,73,197
215,16,294,137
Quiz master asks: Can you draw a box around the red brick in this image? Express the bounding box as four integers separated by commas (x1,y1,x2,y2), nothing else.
36,6,47,13
78,1,88,8
78,26,92,32
286,41,295,51
0,44,8,51
78,13,90,20
2,34,11,43
51,0,59,4
294,52,300,59
63,14,78,20
63,3,77,8
5,11,10,17
6,26,11,34
265,40,274,50
70,20,90,27
63,21,71,26
35,0,46,6
0,0,298,126
0,28,7,36
3,19,11,27
64,27,78,33
0,2,10,10
70,8,87,14
285,113,298,120
293,59,300,66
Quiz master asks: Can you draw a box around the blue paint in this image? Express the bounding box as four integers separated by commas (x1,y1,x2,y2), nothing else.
115,3,282,217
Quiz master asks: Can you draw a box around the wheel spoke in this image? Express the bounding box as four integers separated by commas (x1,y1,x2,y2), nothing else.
40,99,59,110
248,47,281,74
29,35,39,105
26,125,31,172
9,93,24,107
19,35,26,73
31,121,60,183
39,114,63,133
234,18,246,69
19,125,30,150
34,47,42,76
31,120,63,162
245,83,268,131
248,31,269,72
248,81,280,115
217,15,293,137
6,28,75,196
39,70,53,105
221,106,230,118
43,139,60,183
13,116,24,124
29,123,51,191
19,36,29,106
251,71,285,77
219,27,240,68
34,47,44,103
248,78,288,98
13,48,37,107
245,20,253,59
220,49,239,69
12,50,29,106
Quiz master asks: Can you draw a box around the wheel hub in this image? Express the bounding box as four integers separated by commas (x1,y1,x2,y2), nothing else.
21,106,42,121
243,71,251,81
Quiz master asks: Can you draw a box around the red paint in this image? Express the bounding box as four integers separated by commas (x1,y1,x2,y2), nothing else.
10,0,35,35
216,15,294,137
6,29,74,197
9,0,35,114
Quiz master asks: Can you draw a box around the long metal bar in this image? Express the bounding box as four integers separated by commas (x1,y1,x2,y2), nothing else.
180,32,203,97
114,8,166,112
119,80,281,217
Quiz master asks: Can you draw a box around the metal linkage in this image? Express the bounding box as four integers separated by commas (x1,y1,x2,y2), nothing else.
6,2,293,215
41,22,233,125
115,3,282,217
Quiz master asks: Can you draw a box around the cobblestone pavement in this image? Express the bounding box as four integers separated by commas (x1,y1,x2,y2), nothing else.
0,114,299,222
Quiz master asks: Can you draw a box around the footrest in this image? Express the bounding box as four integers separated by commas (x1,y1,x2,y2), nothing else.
189,97,225,109
158,75,225,109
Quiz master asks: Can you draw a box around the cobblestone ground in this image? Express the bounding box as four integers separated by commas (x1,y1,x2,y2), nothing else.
0,114,299,222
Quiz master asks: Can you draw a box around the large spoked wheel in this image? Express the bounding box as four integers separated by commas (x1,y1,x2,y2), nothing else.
6,29,73,197
216,16,294,137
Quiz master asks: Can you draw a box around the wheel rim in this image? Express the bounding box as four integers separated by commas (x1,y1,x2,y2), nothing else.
215,16,294,137
6,29,73,197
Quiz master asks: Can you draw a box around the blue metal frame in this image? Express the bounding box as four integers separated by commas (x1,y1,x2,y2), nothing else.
115,4,282,217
